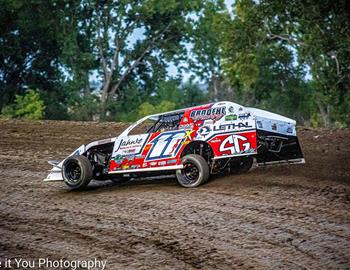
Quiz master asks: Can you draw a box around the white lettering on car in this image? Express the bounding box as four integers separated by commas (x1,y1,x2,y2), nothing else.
220,134,250,154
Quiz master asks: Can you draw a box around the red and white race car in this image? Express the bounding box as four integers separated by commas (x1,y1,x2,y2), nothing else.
44,101,304,189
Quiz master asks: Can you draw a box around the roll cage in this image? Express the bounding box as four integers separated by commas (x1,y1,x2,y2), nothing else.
124,110,185,136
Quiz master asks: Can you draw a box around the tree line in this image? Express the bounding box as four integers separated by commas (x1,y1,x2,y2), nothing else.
1,0,349,127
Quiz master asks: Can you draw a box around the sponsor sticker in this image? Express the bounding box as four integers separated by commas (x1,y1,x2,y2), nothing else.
238,112,251,120
114,154,124,164
179,124,194,130
146,131,186,161
198,122,252,138
220,134,251,155
214,122,252,131
167,159,177,164
190,106,226,121
225,114,238,121
208,131,257,157
198,126,211,136
124,148,136,154
125,155,135,160
119,137,144,149
113,134,149,157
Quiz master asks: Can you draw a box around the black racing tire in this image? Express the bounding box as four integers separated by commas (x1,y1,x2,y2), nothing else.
62,155,93,190
230,156,254,174
176,154,210,188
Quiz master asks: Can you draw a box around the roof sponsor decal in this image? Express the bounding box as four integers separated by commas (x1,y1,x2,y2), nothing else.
190,106,226,121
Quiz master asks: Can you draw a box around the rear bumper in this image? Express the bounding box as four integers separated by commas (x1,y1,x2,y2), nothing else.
257,157,305,166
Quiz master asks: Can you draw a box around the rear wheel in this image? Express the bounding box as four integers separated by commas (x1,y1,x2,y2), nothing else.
176,154,209,188
62,155,93,190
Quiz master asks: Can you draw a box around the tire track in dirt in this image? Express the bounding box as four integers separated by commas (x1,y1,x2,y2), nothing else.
1,174,349,269
0,119,349,269
0,194,234,269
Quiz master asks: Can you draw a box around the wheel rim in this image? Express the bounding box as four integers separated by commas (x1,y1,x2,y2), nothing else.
181,161,200,185
65,160,81,184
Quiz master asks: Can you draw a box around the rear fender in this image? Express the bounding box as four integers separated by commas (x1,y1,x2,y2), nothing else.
255,130,304,166
247,107,305,165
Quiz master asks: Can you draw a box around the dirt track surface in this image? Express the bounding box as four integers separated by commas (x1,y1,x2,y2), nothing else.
0,119,349,269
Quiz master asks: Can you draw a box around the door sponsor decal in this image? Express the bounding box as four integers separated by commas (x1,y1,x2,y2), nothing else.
145,131,186,161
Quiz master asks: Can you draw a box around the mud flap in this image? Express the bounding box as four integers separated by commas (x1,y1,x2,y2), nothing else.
256,130,304,166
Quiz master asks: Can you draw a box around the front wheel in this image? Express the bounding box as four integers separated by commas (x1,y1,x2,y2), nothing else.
62,155,93,190
176,154,209,188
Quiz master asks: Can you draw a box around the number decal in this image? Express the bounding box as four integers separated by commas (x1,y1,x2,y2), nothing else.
220,134,250,155
146,131,186,160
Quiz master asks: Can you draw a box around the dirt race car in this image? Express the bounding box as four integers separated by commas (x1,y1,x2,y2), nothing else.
44,101,304,189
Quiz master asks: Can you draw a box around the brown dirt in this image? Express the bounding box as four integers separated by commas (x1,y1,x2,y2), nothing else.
0,119,349,269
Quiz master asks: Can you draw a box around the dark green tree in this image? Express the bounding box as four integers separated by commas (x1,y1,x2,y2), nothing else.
188,0,226,101
0,0,65,117
77,0,205,118
217,0,349,126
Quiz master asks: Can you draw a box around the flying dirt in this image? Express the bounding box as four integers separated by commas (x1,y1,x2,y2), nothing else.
0,119,349,269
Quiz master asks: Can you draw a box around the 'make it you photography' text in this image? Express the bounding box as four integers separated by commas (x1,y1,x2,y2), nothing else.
1,258,107,270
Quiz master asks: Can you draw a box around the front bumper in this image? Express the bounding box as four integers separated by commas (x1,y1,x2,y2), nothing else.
43,160,63,182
